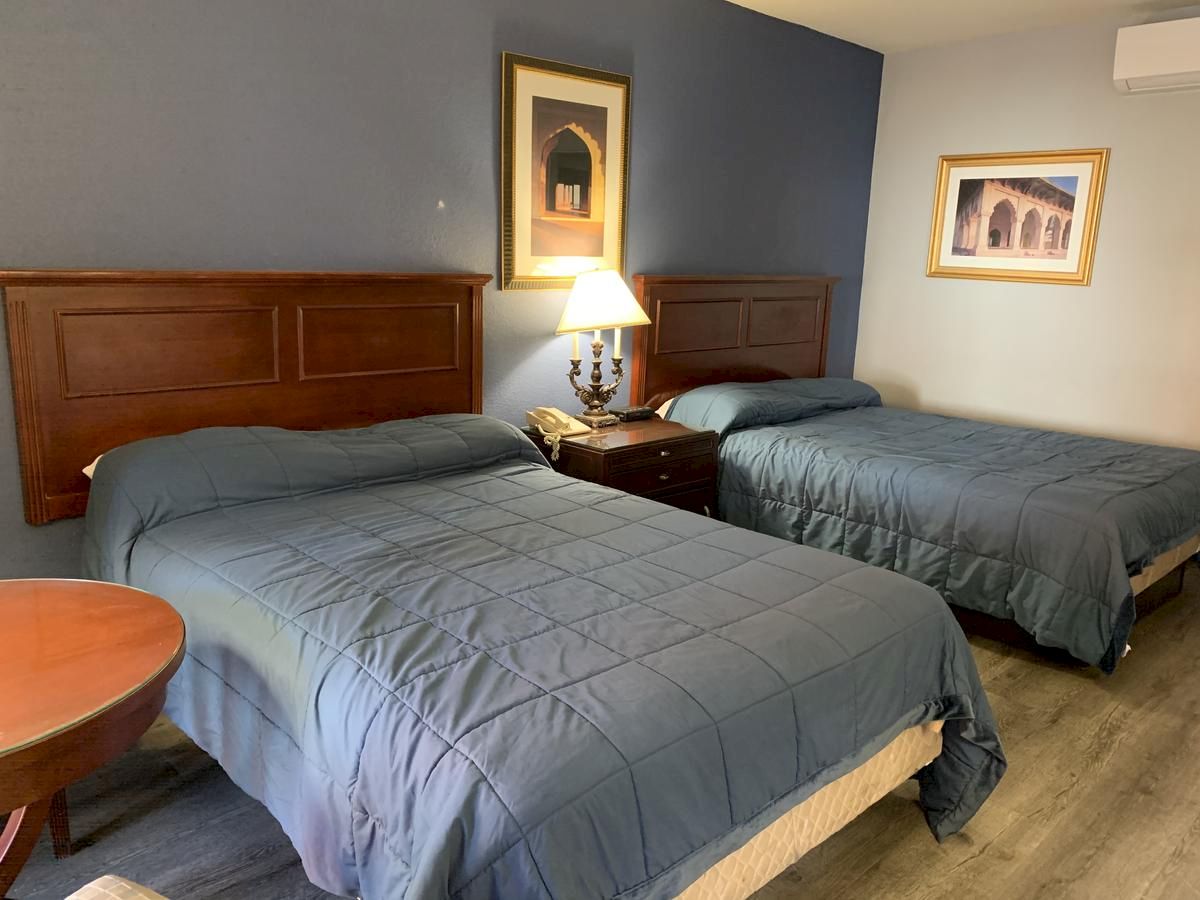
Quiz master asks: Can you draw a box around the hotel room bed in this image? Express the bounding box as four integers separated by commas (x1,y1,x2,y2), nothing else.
82,414,1005,900
629,274,1200,674
665,378,1200,673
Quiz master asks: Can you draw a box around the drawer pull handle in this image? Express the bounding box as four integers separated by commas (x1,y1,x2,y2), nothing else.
659,450,671,457
659,473,671,481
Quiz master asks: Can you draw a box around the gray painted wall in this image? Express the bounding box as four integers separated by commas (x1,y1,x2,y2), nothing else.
855,14,1200,450
0,0,882,577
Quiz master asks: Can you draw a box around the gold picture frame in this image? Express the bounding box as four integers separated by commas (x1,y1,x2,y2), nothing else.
501,52,631,291
926,148,1109,286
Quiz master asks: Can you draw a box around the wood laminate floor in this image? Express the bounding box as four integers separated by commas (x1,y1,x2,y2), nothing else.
11,565,1200,900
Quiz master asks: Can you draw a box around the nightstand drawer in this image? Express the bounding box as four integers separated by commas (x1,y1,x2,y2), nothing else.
608,455,715,495
647,484,715,517
520,418,716,516
608,435,714,473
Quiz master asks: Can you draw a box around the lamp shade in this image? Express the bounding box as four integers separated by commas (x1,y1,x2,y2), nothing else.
555,269,651,335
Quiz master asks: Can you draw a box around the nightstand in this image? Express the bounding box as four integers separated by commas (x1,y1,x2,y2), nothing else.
523,418,718,516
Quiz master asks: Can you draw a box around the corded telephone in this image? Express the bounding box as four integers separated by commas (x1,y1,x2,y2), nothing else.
526,407,591,461
526,407,591,436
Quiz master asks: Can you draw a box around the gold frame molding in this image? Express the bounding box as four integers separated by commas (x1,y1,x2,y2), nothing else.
501,52,631,291
926,148,1110,286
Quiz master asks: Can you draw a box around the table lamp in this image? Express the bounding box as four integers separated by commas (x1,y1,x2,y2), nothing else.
555,269,651,428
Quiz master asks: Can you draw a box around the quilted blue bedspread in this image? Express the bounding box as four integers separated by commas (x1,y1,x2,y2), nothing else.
668,379,1200,673
83,414,1004,899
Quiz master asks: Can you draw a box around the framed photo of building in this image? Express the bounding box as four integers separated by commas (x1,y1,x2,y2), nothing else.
927,148,1110,286
501,53,631,291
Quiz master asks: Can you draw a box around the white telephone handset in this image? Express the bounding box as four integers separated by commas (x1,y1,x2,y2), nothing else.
527,407,590,436
526,407,591,461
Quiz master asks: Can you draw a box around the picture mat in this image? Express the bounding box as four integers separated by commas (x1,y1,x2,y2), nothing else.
513,66,625,279
938,161,1096,273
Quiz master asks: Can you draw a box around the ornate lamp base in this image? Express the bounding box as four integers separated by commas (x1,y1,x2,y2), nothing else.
569,337,624,428
578,410,619,428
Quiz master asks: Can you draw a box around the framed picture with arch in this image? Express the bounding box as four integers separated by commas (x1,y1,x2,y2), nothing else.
927,148,1110,286
501,52,631,290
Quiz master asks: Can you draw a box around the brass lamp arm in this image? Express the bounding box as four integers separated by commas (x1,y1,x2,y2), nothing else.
568,337,624,427
567,361,623,398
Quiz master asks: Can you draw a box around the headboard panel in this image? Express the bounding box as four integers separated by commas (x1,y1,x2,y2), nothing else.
630,275,838,410
3,270,490,524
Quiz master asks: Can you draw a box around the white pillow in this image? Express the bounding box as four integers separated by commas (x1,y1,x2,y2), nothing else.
82,454,104,479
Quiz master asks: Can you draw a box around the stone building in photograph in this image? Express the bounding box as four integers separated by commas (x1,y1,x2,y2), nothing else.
952,177,1075,258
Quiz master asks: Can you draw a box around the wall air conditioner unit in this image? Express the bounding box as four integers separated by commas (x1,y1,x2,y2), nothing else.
1114,17,1200,93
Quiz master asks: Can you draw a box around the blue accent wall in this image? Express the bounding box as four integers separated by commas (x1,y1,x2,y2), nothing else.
0,0,882,576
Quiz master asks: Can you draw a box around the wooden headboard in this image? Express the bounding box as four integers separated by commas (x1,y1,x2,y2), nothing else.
629,274,838,410
3,269,490,524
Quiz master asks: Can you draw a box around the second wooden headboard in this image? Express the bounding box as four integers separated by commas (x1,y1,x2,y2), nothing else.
629,274,838,410
3,269,490,524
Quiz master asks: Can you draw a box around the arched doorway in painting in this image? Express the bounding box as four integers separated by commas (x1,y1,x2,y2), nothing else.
543,129,592,217
1020,209,1042,250
1044,214,1062,250
987,200,1015,249
1062,218,1073,250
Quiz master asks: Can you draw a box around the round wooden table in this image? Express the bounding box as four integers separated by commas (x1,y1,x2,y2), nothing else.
0,580,185,895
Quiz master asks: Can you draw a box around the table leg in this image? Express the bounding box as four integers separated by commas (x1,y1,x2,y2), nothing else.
49,789,70,859
0,795,52,896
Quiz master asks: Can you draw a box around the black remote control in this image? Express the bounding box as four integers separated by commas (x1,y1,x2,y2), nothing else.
611,405,656,422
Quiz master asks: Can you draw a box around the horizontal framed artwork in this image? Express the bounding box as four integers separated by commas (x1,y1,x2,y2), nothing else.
927,148,1110,286
501,52,631,291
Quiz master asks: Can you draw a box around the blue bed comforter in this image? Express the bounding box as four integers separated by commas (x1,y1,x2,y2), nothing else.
83,414,1003,899
668,379,1200,672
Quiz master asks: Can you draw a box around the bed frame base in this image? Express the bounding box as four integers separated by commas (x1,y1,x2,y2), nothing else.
676,721,943,900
